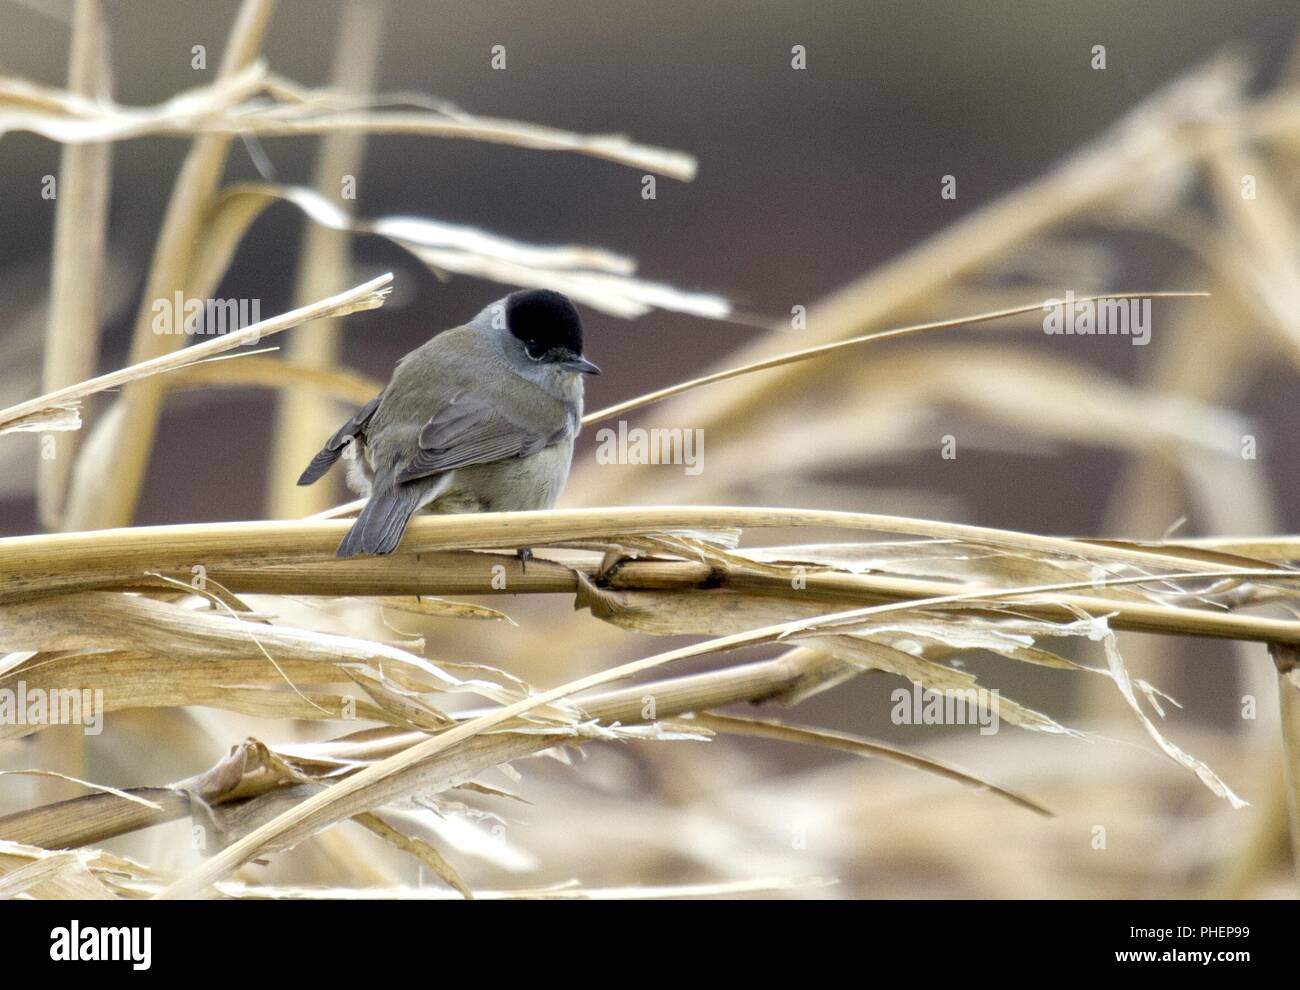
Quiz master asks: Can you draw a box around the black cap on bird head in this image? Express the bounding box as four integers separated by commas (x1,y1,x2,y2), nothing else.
505,290,596,372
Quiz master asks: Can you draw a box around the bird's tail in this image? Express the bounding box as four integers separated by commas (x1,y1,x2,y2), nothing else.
336,485,423,558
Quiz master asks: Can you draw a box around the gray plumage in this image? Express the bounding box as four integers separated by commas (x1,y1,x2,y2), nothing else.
298,290,596,558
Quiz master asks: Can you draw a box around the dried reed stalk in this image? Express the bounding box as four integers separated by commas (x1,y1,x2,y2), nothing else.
38,0,112,529
1269,643,1300,888
268,0,384,519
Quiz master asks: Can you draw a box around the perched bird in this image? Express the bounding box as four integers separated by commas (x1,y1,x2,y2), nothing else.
298,289,599,558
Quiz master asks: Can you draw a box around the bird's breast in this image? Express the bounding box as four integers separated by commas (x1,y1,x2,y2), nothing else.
425,437,574,514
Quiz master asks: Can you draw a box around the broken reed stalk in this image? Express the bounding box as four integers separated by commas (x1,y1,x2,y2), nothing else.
1268,643,1300,888
0,273,393,434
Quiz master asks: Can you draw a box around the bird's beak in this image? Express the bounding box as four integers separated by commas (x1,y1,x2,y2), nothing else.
561,355,601,375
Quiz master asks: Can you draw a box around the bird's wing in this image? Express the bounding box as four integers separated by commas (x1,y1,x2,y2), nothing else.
395,390,561,484
297,394,382,486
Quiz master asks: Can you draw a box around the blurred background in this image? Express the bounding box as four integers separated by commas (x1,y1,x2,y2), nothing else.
2,0,1300,897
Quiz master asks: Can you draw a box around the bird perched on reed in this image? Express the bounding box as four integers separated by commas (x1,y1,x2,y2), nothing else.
298,289,599,558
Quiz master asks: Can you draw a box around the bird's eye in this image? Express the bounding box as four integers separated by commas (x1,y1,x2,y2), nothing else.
525,339,544,360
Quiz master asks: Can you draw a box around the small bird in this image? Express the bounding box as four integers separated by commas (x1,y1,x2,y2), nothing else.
298,289,599,558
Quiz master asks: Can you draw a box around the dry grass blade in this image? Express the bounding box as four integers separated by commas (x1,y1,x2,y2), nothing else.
809,635,1076,736
0,590,526,709
690,712,1053,817
0,844,123,899
0,769,162,809
1101,635,1246,808
0,61,698,179
584,292,1206,424
353,812,472,898
204,184,730,319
